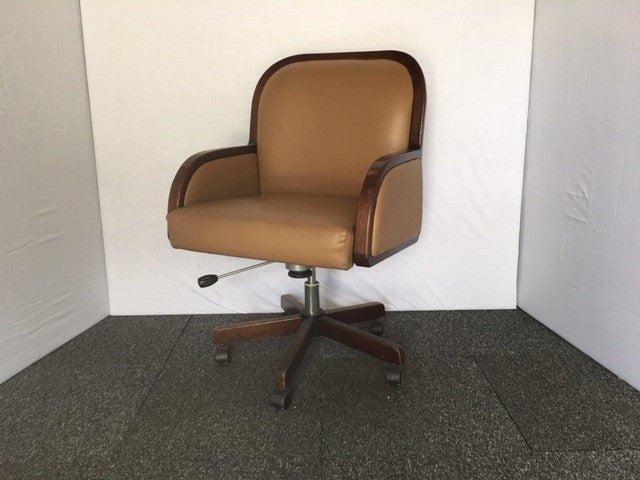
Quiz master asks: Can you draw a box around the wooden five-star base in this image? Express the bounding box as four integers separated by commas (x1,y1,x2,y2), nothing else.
212,294,404,409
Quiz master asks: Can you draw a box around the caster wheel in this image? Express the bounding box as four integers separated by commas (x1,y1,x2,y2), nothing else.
369,319,384,336
215,344,230,363
269,389,292,410
386,367,402,386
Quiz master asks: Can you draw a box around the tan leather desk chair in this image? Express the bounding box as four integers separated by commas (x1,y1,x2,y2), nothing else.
167,51,426,409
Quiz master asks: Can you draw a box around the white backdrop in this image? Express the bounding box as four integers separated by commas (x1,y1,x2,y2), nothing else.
0,0,109,383
519,0,640,389
81,0,534,314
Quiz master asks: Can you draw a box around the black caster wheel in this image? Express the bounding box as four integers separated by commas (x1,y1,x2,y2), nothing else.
386,367,402,386
269,389,292,410
369,319,384,336
215,344,230,363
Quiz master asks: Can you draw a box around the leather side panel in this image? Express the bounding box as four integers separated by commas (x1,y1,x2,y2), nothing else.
371,159,422,257
184,153,259,207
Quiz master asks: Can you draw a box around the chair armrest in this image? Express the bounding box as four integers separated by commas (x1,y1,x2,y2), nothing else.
353,149,422,267
167,144,259,213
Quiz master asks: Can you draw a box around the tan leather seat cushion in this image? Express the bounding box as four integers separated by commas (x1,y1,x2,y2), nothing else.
166,194,359,270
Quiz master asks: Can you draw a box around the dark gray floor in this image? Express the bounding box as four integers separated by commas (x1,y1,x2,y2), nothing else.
1,309,639,479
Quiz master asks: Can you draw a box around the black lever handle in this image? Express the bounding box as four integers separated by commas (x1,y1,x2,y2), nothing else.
197,260,273,288
198,274,219,288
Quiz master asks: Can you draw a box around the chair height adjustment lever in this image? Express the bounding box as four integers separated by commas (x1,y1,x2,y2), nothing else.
198,274,219,288
197,261,273,288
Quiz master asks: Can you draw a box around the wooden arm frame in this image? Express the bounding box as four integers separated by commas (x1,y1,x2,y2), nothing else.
167,144,256,213
353,149,422,267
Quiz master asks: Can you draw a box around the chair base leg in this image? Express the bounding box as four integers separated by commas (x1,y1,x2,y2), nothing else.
212,299,404,410
318,316,404,365
213,314,301,344
324,302,385,324
274,318,315,390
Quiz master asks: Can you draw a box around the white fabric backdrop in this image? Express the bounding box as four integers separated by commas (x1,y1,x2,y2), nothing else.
81,0,534,314
519,0,640,390
0,0,109,383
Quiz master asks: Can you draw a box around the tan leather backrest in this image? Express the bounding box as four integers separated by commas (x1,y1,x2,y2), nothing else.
256,59,414,197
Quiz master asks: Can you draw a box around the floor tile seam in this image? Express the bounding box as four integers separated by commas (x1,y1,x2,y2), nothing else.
472,355,534,452
401,353,495,363
175,352,524,361
317,353,481,359
319,414,324,478
107,315,193,458
530,447,640,454
404,353,523,359
136,314,193,405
